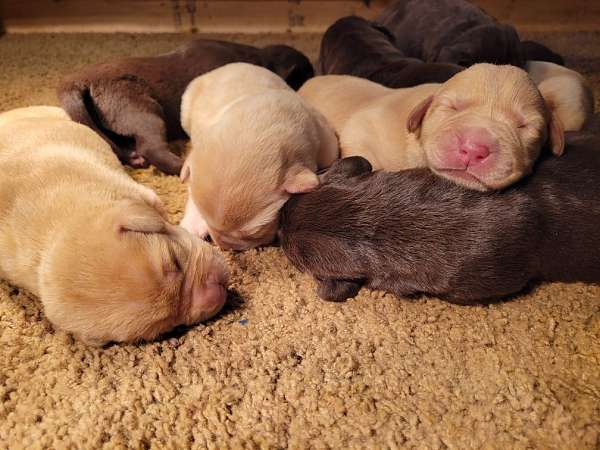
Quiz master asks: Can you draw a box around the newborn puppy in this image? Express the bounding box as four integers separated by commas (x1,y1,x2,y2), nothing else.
57,39,314,175
376,0,524,67
526,61,594,132
300,64,564,191
279,146,600,304
318,16,463,88
0,106,229,346
179,63,338,250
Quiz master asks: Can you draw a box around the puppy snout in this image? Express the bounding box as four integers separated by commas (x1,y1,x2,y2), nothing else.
441,128,497,170
190,270,228,320
459,140,490,165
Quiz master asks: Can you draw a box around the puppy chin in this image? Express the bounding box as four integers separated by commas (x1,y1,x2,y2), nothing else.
432,168,489,191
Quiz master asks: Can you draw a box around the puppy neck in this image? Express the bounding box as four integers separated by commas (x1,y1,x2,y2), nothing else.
405,133,428,168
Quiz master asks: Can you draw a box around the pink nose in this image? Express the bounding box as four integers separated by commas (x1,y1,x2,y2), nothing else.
458,141,490,164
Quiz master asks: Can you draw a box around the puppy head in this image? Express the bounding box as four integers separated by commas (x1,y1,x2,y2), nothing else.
187,96,323,250
435,24,524,67
408,63,564,190
261,45,315,90
41,201,229,346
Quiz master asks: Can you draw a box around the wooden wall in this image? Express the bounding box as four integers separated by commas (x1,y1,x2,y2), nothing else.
1,0,599,33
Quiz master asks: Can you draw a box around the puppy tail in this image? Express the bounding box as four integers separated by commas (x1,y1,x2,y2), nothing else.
56,81,118,151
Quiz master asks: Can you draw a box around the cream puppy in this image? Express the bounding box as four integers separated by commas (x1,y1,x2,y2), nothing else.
179,63,338,250
299,63,565,191
526,60,594,131
0,106,229,346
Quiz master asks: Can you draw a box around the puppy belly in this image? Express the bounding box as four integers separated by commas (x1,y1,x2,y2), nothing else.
180,194,209,238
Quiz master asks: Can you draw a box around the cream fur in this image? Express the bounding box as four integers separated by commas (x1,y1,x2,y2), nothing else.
180,63,339,250
526,60,594,131
300,64,567,191
0,106,229,345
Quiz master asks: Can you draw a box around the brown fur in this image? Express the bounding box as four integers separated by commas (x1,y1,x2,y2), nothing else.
317,16,463,87
57,39,314,175
0,107,229,346
376,0,563,68
279,130,600,303
300,64,565,191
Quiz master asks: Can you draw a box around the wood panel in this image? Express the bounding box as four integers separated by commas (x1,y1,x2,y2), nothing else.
1,0,387,33
1,0,599,33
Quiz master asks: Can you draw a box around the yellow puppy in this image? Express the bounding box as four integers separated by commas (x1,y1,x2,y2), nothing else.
0,106,229,346
300,63,566,191
526,60,594,132
179,63,339,250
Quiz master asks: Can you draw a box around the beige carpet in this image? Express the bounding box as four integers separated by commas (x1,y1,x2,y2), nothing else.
0,32,599,449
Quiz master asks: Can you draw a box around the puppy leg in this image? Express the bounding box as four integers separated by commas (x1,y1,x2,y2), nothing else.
91,79,183,175
315,277,362,301
180,193,209,238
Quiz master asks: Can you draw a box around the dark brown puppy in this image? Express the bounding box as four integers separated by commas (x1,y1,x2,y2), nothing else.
279,134,600,304
57,39,314,175
318,16,463,88
376,0,562,68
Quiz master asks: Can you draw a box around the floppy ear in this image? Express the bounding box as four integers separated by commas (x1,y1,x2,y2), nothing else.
549,112,565,156
407,95,434,133
321,156,373,183
116,203,167,235
283,166,320,194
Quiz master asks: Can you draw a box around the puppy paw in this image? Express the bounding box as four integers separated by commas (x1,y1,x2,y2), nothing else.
316,278,362,302
180,196,209,239
127,151,149,168
180,216,209,239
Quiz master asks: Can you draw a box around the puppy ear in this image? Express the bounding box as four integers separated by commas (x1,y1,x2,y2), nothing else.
321,156,372,183
407,95,434,133
549,112,565,156
116,203,167,235
283,166,320,194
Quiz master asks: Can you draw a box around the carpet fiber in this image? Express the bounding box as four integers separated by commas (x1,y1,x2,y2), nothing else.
0,32,599,449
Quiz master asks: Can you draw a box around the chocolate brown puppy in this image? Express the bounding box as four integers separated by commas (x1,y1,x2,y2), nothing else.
57,39,314,175
376,0,562,68
279,135,600,304
318,16,463,88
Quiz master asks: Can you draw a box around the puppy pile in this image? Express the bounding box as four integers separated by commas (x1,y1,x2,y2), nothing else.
1,0,598,345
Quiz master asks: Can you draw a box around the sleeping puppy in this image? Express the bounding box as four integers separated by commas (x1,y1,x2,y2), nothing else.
57,39,314,175
0,106,229,346
376,0,563,69
526,61,594,132
299,64,565,191
279,143,600,304
317,16,463,88
179,63,338,250
376,0,523,67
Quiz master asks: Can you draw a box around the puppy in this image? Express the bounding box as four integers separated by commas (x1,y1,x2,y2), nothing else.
0,106,229,346
57,39,314,175
318,16,463,88
526,61,594,132
299,64,565,191
376,0,563,69
279,144,600,304
179,63,338,250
